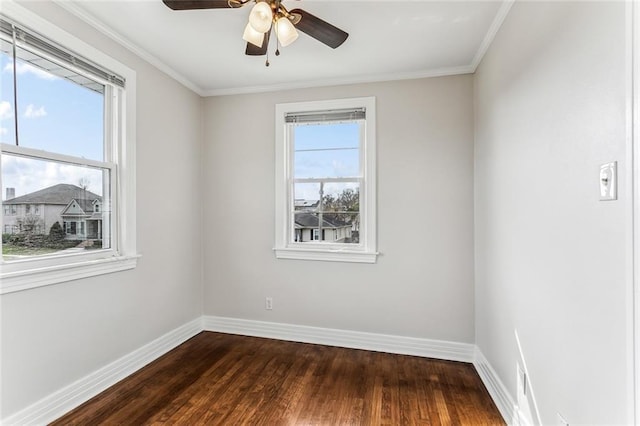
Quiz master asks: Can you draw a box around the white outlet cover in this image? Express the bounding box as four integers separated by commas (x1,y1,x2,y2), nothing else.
599,161,617,201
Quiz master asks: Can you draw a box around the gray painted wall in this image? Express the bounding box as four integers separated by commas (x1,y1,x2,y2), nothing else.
2,1,635,423
202,76,476,343
474,2,632,424
0,1,203,418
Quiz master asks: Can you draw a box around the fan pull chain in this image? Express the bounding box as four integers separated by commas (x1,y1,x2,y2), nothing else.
264,26,271,66
266,24,275,66
274,0,280,57
275,16,280,56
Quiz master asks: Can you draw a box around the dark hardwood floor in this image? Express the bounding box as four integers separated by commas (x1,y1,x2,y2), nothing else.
51,332,505,425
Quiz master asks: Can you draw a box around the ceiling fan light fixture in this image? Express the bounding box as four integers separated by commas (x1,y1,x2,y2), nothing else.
163,0,349,64
275,16,298,47
248,1,273,33
242,22,264,47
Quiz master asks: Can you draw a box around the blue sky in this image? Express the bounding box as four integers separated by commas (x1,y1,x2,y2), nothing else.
1,49,104,199
293,122,360,201
0,47,360,203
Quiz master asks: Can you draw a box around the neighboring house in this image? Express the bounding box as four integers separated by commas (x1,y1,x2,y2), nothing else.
294,199,320,211
294,212,353,243
2,184,102,241
60,198,104,241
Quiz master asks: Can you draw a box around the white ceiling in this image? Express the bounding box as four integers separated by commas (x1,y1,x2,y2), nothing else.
57,0,512,96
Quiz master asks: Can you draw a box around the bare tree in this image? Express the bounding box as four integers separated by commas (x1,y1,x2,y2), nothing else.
323,188,360,228
17,214,44,235
78,177,91,190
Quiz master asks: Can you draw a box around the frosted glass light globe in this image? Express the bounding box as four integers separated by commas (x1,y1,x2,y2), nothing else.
249,2,273,34
243,22,264,47
275,17,298,47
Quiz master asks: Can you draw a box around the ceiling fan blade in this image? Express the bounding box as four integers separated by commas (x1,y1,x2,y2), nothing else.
245,30,271,56
162,0,232,10
289,9,348,49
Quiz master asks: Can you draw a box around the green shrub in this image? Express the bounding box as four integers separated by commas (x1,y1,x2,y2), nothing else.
6,233,25,245
48,222,65,242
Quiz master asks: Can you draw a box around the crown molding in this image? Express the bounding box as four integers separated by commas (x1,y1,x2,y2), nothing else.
202,65,475,97
51,0,512,98
52,0,207,96
470,0,515,71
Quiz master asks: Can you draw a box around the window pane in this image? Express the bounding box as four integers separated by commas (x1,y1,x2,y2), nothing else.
0,41,16,145
321,182,360,244
293,211,359,244
14,46,104,160
2,153,111,261
294,182,320,210
292,182,360,244
293,122,359,178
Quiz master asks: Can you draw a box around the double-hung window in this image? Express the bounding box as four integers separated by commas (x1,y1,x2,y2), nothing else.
274,97,377,263
0,5,137,294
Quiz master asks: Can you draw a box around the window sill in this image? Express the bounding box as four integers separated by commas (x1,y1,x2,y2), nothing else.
274,247,378,263
0,254,140,294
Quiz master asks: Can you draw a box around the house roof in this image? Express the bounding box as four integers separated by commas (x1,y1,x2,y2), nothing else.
4,184,101,205
294,199,319,209
61,198,98,217
75,199,97,213
294,213,348,229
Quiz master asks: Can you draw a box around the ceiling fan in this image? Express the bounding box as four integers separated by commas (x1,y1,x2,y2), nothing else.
162,0,349,65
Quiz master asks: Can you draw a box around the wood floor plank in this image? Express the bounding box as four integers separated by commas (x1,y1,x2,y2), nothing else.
51,332,505,425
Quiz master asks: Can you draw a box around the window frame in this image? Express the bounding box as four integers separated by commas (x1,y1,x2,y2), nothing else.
0,2,137,294
274,97,377,263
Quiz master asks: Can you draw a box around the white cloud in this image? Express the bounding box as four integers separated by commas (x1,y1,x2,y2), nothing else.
24,104,47,119
0,101,12,120
2,155,103,199
0,127,7,136
4,61,57,81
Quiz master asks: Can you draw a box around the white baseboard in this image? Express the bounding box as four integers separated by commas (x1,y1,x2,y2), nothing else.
473,347,518,425
2,316,514,426
202,315,476,363
204,316,516,423
1,318,202,426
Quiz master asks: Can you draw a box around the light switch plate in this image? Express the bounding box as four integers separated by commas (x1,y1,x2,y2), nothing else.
599,161,617,201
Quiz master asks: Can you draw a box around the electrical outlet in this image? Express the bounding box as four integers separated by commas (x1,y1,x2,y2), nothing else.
265,297,273,310
517,364,527,396
557,413,569,426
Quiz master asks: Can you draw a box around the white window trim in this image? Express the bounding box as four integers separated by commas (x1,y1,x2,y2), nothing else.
0,1,137,294
274,97,377,263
